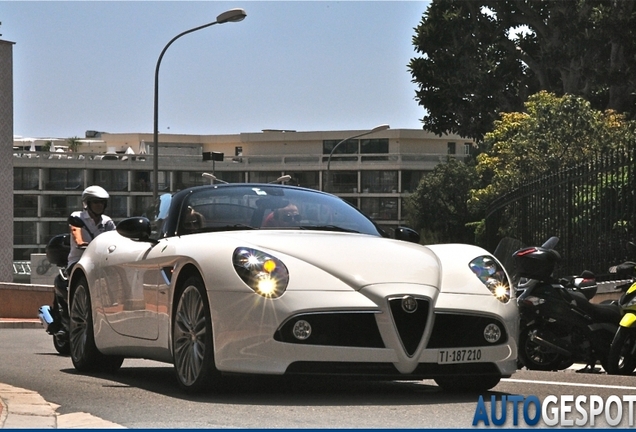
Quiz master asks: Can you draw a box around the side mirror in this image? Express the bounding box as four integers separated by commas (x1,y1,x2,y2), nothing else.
68,215,85,228
395,227,420,244
117,217,156,244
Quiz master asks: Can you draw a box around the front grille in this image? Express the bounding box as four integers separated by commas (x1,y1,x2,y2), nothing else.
388,297,430,356
426,313,508,348
274,312,385,348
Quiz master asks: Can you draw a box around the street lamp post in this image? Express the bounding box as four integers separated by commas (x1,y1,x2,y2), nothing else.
152,8,247,200
325,124,390,192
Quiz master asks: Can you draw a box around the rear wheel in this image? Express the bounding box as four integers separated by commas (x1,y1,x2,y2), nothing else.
607,327,636,375
69,277,123,373
434,375,501,392
172,276,220,393
518,327,568,371
53,333,70,355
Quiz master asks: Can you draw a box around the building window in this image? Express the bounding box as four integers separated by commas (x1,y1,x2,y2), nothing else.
132,171,151,192
323,139,358,155
14,168,39,190
249,172,281,183
14,195,38,217
133,196,155,218
14,221,37,245
360,197,398,221
42,195,82,217
447,142,456,154
109,195,128,219
93,169,128,192
157,171,170,192
287,172,319,190
360,138,389,154
43,221,69,242
175,171,206,190
325,170,357,193
402,170,426,193
47,168,82,191
361,171,397,193
216,172,245,184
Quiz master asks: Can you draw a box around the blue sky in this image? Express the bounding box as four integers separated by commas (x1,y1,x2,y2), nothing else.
2,1,430,138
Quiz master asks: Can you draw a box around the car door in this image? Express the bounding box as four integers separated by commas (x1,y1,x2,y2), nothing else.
98,235,161,340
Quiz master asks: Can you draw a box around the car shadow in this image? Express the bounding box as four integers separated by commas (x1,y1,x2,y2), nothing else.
60,364,508,406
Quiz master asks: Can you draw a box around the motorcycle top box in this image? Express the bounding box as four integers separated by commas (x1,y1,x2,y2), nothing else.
513,246,561,281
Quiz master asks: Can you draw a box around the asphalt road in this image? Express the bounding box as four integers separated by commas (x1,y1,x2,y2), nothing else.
2,328,636,428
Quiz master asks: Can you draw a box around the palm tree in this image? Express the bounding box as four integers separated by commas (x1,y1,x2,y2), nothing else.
66,136,81,153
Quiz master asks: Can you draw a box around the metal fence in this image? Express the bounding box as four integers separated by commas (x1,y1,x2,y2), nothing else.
485,146,636,279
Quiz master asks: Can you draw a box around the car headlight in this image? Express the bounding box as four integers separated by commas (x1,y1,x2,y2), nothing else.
233,247,289,298
469,256,511,303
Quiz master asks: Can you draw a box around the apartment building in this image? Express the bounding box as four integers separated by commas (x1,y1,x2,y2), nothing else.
13,128,474,261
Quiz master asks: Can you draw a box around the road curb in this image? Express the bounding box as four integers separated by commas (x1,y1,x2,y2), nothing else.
0,319,42,329
0,383,125,429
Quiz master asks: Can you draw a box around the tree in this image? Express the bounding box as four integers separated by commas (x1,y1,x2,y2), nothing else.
66,136,82,153
409,0,636,141
405,157,480,244
470,91,636,213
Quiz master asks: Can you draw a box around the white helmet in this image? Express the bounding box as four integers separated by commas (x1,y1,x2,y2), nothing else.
82,185,109,207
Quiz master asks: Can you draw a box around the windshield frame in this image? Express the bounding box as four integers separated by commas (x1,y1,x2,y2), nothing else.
147,184,385,239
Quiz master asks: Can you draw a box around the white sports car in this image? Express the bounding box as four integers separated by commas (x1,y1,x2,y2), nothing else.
68,183,518,393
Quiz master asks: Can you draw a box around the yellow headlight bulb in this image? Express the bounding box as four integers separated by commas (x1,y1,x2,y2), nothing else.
263,259,277,273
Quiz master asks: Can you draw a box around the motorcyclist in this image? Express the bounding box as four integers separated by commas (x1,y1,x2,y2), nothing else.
67,185,116,270
45,185,116,341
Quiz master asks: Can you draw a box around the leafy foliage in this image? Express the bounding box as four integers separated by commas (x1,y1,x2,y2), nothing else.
471,91,636,212
409,0,636,140
405,157,480,243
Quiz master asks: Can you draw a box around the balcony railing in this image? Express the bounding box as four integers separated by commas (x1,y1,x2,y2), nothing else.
14,150,469,169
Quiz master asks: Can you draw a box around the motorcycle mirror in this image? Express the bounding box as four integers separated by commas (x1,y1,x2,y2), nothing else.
611,261,636,277
541,236,559,250
68,215,85,228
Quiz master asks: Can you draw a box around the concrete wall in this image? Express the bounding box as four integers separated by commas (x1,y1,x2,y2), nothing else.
0,40,14,282
0,283,53,319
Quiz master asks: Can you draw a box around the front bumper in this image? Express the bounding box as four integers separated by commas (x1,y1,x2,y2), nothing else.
210,284,518,378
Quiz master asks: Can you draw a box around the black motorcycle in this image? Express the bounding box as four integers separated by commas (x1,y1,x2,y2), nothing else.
38,232,71,355
513,237,622,371
37,215,89,355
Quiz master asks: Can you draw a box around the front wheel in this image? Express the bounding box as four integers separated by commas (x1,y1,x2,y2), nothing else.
518,327,569,371
606,327,636,375
172,276,220,393
69,277,123,373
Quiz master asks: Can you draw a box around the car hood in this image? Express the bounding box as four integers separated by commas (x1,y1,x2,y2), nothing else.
216,230,442,290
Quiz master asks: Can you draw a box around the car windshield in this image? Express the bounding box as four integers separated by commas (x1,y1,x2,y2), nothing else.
176,185,382,236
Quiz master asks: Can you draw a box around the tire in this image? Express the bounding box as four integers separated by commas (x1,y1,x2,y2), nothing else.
172,276,220,393
518,327,569,371
606,327,636,375
53,333,70,355
69,277,123,373
434,375,501,393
